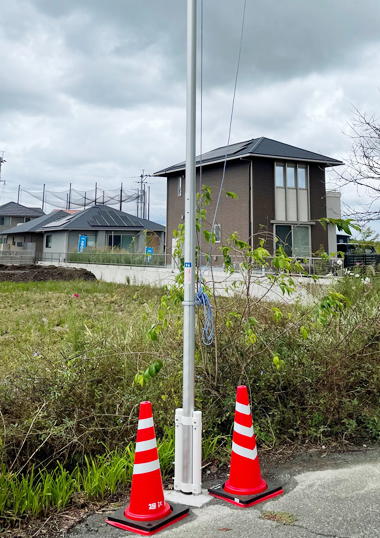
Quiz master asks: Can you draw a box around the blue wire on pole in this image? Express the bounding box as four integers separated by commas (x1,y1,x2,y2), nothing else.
197,0,247,346
196,284,214,345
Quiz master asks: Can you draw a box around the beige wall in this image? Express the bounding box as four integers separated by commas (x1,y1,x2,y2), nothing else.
5,233,43,253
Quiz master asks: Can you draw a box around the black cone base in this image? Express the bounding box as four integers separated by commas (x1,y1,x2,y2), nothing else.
209,479,283,508
106,502,190,536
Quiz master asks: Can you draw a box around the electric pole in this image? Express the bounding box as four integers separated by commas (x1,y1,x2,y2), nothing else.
134,171,151,219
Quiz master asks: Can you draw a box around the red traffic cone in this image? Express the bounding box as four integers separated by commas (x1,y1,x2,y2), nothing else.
209,386,283,507
106,401,189,535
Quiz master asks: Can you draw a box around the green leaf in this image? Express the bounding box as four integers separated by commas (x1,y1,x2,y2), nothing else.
273,307,284,323
300,326,309,340
225,191,239,199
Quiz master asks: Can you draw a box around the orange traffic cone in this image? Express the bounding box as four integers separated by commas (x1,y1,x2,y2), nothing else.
106,401,189,535
209,386,283,507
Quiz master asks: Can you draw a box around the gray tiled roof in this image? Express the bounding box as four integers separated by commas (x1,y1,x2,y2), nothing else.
40,205,165,232
154,136,343,176
0,210,70,235
0,201,45,217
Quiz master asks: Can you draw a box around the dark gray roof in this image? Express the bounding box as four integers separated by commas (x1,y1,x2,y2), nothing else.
154,137,343,176
0,210,71,235
0,201,45,217
40,205,165,232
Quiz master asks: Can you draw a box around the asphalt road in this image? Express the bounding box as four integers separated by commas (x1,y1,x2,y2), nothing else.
68,448,380,538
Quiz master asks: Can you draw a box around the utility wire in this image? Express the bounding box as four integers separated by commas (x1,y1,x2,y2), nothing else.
196,0,214,345
209,0,247,251
196,0,247,345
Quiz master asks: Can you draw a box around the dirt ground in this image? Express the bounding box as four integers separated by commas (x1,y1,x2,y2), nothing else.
0,264,96,283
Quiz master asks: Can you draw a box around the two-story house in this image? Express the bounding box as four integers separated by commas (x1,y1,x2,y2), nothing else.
154,137,343,262
0,202,44,237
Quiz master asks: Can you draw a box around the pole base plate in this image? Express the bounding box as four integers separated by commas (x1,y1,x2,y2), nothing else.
208,480,283,508
106,502,190,536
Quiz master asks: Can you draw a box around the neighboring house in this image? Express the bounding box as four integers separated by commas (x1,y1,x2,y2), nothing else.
0,210,72,258
0,202,44,237
325,190,345,252
40,205,165,261
154,137,343,261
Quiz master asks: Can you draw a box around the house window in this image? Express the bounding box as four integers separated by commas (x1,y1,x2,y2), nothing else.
275,163,309,221
0,217,10,226
108,234,133,250
178,176,183,197
298,167,306,189
214,224,221,243
275,164,284,187
87,235,96,248
275,225,310,258
24,217,31,223
45,235,52,248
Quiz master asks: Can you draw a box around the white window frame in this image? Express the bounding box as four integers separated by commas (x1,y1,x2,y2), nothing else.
274,162,309,221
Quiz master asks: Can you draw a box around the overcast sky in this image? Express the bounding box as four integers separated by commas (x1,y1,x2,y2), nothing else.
1,0,380,229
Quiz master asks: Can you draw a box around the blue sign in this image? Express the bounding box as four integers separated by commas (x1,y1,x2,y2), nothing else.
145,246,154,263
78,235,87,253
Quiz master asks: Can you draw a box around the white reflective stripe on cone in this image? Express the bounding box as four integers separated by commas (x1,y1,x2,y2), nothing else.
133,459,161,475
232,441,258,461
138,417,154,430
234,421,254,437
235,401,251,415
135,438,157,452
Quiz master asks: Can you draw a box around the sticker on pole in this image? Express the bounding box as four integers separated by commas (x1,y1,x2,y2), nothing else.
184,262,192,284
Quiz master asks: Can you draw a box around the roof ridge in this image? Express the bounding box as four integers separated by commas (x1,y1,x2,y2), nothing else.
249,137,265,153
202,138,254,154
259,137,332,158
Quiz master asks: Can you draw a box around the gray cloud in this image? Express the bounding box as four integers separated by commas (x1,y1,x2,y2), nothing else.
28,0,380,86
1,0,380,228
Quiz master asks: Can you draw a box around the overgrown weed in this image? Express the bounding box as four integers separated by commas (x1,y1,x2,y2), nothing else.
2,271,380,525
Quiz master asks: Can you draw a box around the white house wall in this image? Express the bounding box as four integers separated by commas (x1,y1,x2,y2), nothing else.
68,232,80,253
43,231,68,261
326,191,342,255
97,231,106,249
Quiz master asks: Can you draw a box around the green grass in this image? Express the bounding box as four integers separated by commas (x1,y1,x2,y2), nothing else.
0,430,229,525
66,251,166,266
260,511,298,525
2,275,380,527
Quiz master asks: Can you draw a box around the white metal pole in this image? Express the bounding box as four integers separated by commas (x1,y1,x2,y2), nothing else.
181,0,197,494
174,408,183,490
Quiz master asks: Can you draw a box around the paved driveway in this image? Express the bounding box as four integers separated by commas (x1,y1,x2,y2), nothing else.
68,448,380,538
